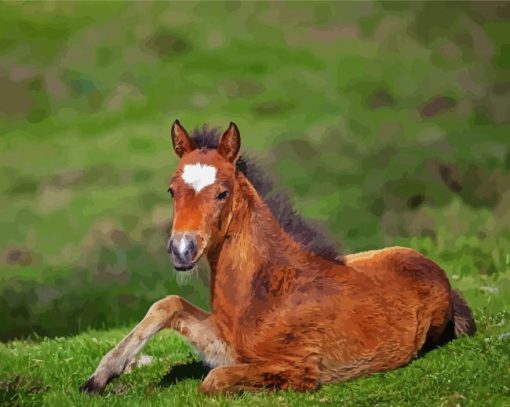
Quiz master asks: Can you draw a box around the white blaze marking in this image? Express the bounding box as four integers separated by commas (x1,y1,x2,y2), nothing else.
178,237,187,253
182,164,217,193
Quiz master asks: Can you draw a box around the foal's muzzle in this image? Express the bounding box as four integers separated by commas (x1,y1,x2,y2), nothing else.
168,232,198,271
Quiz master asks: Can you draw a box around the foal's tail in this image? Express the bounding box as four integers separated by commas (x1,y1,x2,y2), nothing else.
452,290,476,337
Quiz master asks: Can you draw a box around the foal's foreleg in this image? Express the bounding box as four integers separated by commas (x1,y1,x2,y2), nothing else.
79,295,210,394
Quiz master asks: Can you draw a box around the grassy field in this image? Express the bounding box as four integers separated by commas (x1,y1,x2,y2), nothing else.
1,1,510,405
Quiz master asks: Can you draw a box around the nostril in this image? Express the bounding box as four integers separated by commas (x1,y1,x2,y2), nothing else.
168,239,181,258
187,239,195,253
183,247,192,260
171,244,181,258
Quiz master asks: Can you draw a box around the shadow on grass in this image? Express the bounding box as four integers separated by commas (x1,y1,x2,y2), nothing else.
159,361,211,387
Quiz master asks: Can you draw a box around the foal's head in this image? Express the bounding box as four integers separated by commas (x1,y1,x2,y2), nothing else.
167,120,241,270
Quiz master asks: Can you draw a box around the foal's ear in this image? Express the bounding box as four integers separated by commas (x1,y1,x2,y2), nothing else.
171,120,196,158
218,122,241,163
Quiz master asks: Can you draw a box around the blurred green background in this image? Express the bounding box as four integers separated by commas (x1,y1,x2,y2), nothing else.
1,1,509,342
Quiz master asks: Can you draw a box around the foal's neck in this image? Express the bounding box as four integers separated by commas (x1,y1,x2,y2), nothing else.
207,172,302,311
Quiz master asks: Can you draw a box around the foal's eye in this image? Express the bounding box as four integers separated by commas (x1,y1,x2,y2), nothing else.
216,191,228,201
168,187,174,198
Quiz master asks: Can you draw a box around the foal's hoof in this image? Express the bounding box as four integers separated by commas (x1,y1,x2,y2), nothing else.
199,372,235,395
199,376,220,395
79,377,104,394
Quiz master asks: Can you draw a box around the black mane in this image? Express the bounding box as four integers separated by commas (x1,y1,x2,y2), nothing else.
190,126,343,263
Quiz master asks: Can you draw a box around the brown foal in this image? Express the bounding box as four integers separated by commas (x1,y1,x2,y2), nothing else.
80,121,475,395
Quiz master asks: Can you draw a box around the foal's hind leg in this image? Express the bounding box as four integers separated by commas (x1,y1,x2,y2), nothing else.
80,295,221,394
199,360,320,395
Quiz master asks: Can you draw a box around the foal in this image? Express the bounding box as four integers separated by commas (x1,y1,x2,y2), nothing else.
81,121,476,395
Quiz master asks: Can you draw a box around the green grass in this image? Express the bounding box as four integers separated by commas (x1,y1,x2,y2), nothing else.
1,1,510,404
